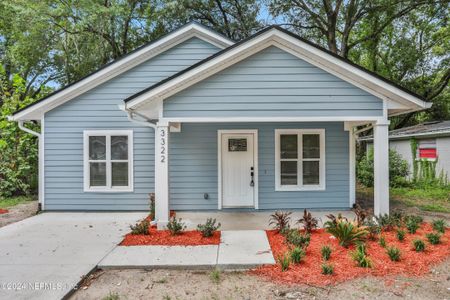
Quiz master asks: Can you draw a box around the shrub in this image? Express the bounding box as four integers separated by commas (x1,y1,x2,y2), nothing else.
396,229,405,241
405,215,423,224
352,204,371,226
278,253,290,272
324,216,368,248
432,219,447,233
357,148,409,187
364,219,381,240
296,209,318,233
426,232,441,245
406,219,420,234
285,230,310,249
197,218,221,237
290,247,306,264
167,217,186,235
378,235,386,248
375,214,397,231
412,239,426,252
351,243,372,268
269,211,292,233
386,246,401,261
130,219,150,235
321,245,332,261
321,263,334,275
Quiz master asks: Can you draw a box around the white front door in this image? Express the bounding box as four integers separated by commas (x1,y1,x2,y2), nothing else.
221,133,255,207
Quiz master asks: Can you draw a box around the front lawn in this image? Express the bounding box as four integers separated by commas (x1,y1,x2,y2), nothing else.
391,187,450,213
0,195,36,209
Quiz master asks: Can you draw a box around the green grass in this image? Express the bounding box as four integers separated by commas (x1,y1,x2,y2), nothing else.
0,196,36,209
390,187,450,213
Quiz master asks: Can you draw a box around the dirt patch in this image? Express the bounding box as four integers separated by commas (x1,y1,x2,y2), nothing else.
121,229,221,246
0,201,38,228
70,258,450,300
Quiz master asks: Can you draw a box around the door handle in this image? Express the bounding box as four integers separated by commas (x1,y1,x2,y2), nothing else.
250,167,254,187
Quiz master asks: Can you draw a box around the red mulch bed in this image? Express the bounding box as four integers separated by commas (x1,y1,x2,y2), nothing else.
251,223,450,286
0,209,8,214
120,226,221,246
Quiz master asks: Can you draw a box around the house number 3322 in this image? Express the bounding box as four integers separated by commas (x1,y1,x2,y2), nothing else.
160,128,166,163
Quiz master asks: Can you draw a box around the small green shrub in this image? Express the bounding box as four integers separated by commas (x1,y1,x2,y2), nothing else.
197,218,221,237
351,243,372,268
210,268,221,284
269,211,292,233
297,209,318,233
412,239,426,252
405,215,423,224
396,229,405,241
290,247,306,264
321,263,334,275
130,219,150,235
285,230,310,249
426,232,441,245
386,246,401,261
375,214,397,231
432,219,447,233
278,253,290,272
325,216,368,248
406,219,420,234
167,217,186,235
378,235,386,248
321,245,332,261
364,219,381,240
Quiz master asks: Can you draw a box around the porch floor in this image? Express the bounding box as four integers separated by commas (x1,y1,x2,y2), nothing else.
176,210,355,230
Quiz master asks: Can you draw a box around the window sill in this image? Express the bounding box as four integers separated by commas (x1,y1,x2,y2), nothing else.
275,185,326,192
84,187,134,193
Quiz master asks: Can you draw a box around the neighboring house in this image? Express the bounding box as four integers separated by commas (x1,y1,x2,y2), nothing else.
9,22,431,227
362,121,450,179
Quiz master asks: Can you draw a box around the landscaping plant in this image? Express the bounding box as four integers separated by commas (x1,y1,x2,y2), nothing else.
285,229,310,249
352,204,371,226
321,245,332,261
375,214,397,231
378,235,386,248
432,219,447,233
130,219,150,235
386,246,401,261
290,247,306,264
167,217,186,235
351,243,372,268
413,239,426,252
324,215,368,248
210,268,221,284
364,219,381,240
296,209,318,233
405,215,423,225
406,218,420,234
278,253,290,272
396,229,406,241
426,232,441,245
269,211,292,233
197,218,221,237
321,263,334,275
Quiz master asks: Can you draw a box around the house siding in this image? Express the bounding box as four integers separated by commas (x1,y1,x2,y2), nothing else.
436,137,450,178
43,38,220,210
163,46,383,118
169,122,349,210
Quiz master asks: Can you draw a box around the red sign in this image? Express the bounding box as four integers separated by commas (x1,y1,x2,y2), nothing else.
419,148,437,159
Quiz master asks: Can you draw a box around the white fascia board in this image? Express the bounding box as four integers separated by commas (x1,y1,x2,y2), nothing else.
11,23,233,121
128,28,430,114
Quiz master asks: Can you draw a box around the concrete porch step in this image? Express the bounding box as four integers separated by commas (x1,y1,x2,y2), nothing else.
98,230,275,270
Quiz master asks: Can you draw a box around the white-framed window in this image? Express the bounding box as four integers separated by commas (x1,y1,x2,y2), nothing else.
417,139,437,161
275,129,325,191
83,130,133,192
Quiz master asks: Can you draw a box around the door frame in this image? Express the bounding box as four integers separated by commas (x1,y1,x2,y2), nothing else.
217,129,258,210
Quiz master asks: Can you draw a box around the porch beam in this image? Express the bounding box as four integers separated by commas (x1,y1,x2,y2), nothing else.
155,122,170,229
373,120,390,216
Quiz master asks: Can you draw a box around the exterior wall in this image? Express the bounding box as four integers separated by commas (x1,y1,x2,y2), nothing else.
163,46,383,118
43,38,220,210
169,122,350,210
436,137,450,177
389,140,413,179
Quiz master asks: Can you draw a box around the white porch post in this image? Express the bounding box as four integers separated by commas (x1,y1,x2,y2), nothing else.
373,120,390,216
155,121,170,229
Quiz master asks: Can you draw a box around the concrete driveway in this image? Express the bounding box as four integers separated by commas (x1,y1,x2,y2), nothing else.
0,212,146,300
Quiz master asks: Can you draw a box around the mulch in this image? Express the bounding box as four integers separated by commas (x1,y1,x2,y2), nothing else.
0,209,8,214
120,227,221,246
251,223,450,286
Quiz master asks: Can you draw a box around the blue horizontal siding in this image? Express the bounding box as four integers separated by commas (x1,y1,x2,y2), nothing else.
163,46,383,118
44,38,220,211
169,122,350,210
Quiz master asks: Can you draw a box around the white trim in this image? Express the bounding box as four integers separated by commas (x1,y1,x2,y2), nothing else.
11,23,233,121
373,121,390,215
83,130,134,192
349,128,356,207
127,28,429,114
275,129,326,191
217,129,259,210
161,116,386,123
155,124,170,229
40,118,45,209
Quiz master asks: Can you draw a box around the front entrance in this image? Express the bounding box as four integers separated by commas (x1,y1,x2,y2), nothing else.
219,130,257,208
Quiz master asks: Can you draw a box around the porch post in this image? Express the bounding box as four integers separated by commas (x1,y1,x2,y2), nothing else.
155,121,170,229
373,120,390,216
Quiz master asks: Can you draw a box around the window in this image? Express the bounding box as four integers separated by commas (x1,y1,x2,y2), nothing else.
83,130,133,192
275,129,325,191
417,139,437,160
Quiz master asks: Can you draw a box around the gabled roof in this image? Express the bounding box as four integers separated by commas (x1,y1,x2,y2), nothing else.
125,26,431,116
10,22,234,121
360,121,450,141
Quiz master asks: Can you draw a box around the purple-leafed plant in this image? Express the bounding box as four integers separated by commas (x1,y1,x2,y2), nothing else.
269,211,292,233
297,209,318,233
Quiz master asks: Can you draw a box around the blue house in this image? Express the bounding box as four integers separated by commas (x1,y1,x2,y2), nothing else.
10,23,431,228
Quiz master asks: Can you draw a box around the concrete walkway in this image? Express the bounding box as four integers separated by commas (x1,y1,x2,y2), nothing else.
0,212,146,300
99,230,275,270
